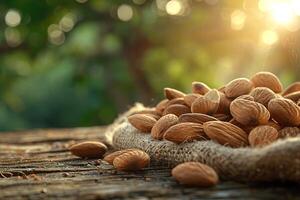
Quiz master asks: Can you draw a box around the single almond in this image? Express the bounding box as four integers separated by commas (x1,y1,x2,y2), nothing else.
113,149,150,171
224,78,253,98
250,87,276,107
179,113,218,124
250,72,283,93
69,141,107,158
156,99,169,114
163,104,190,116
278,127,300,138
163,123,205,144
164,88,185,100
192,82,211,95
284,91,300,102
184,93,202,107
235,94,254,101
203,121,248,148
191,90,220,114
282,82,300,96
151,114,178,140
104,149,137,164
128,114,157,132
230,99,270,126
268,98,300,126
248,125,279,147
172,162,219,187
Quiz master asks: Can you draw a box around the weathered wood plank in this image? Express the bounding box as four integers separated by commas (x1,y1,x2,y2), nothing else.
0,127,300,199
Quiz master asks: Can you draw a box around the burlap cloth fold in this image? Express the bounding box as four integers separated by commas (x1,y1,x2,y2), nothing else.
105,103,300,182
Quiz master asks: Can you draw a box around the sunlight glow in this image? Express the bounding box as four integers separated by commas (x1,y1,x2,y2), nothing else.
261,30,278,45
166,0,183,16
230,10,246,30
117,4,133,21
5,10,21,27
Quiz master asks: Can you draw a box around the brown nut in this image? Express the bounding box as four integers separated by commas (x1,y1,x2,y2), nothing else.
248,125,279,147
151,114,178,140
250,71,283,93
69,141,107,158
224,78,253,98
113,149,150,171
128,114,157,132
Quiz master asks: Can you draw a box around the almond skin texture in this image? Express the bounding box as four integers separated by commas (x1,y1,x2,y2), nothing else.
151,114,178,140
163,123,205,144
250,87,276,107
250,72,283,93
179,113,218,124
212,114,232,121
224,78,253,98
230,99,270,126
203,121,248,148
113,149,150,171
128,114,157,132
69,141,107,158
235,94,254,101
267,120,281,131
172,162,219,187
282,82,300,96
104,149,136,164
166,97,187,107
164,88,185,100
268,98,300,126
184,93,202,107
163,104,190,116
284,91,300,102
156,99,169,114
191,90,220,114
248,125,279,147
278,127,300,138
217,92,231,114
192,82,211,95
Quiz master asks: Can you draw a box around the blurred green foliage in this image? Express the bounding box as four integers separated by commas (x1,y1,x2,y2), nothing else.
0,0,299,131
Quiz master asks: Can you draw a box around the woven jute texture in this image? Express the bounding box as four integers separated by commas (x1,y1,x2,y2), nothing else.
106,103,300,182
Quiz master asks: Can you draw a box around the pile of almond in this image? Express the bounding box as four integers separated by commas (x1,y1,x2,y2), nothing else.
69,72,300,188
128,72,300,148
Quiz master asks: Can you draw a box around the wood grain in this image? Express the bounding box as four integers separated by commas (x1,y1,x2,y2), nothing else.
0,127,299,199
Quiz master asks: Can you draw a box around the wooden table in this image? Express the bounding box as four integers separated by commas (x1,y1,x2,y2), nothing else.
1,127,300,199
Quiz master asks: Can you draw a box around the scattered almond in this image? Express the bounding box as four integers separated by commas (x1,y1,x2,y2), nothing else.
69,141,107,158
172,162,218,187
248,125,279,147
151,114,178,140
113,149,150,171
128,114,157,132
250,72,283,93
104,149,136,164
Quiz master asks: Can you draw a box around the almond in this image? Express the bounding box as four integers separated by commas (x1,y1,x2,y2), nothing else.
128,114,157,132
250,72,283,93
224,78,253,98
151,114,178,140
284,91,300,102
69,141,107,158
230,99,270,126
166,97,187,107
163,123,205,144
104,149,137,164
266,120,281,130
163,104,190,116
217,92,231,113
235,94,254,101
179,113,218,124
268,98,300,126
192,82,211,95
250,87,276,107
278,127,300,138
132,109,162,120
282,82,300,96
191,90,220,114
184,93,202,107
156,99,169,114
248,125,279,147
164,88,185,100
203,121,248,147
228,118,255,133
172,162,218,187
113,149,150,171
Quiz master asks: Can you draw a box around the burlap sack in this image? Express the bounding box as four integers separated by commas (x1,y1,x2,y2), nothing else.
105,103,300,182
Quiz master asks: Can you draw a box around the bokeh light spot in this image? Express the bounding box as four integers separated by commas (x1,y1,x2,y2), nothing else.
261,30,278,45
76,0,88,3
166,0,183,16
5,28,22,47
117,4,134,21
230,10,246,30
5,10,21,27
59,14,76,32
